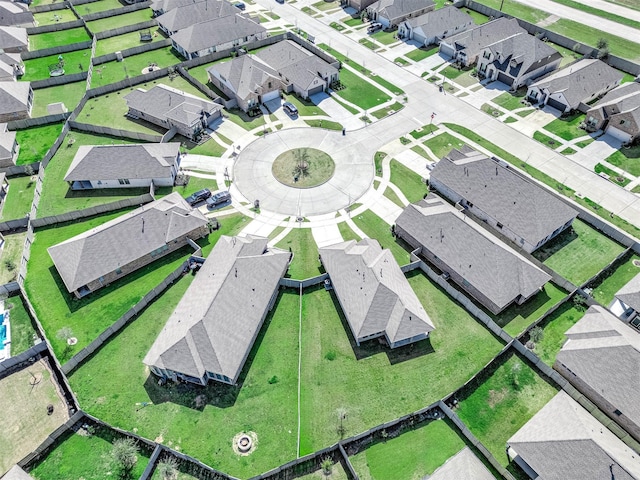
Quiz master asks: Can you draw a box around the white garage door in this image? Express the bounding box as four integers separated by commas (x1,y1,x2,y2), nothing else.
261,89,280,103
439,43,455,58
606,126,632,143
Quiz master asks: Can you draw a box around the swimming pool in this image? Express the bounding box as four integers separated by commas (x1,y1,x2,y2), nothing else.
0,323,6,351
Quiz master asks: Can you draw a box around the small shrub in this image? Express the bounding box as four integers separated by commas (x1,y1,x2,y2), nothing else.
112,437,139,473
268,375,279,384
321,457,333,477
324,350,336,361
529,326,544,344
573,294,588,311
156,458,178,480
4,259,16,272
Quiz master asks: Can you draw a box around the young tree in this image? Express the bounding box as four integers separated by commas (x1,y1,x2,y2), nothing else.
336,407,348,438
321,457,333,477
56,326,73,343
112,438,139,473
156,459,178,480
529,326,544,344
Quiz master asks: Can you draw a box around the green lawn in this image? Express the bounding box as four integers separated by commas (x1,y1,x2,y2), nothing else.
86,9,152,33
371,102,403,119
225,109,266,131
543,112,586,141
533,130,561,149
283,93,327,117
370,29,397,45
183,56,231,86
594,163,630,187
94,28,167,57
31,82,87,118
404,45,439,62
352,210,409,265
29,27,91,51
441,65,469,80
276,228,321,279
15,123,63,165
21,49,91,81
0,175,34,221
295,462,349,480
389,160,425,203
549,42,583,67
359,38,378,50
492,91,527,111
75,0,126,16
33,9,78,26
472,0,550,23
456,352,558,468
383,187,404,208
334,68,391,111
299,272,504,453
349,420,465,480
605,145,640,177
462,7,490,24
90,47,182,87
305,119,343,131
29,427,151,480
338,220,361,242
551,0,640,30
534,302,585,366
423,132,465,159
591,254,640,307
343,17,363,27
69,283,300,479
533,219,625,286
0,232,26,284
5,296,38,356
493,283,568,337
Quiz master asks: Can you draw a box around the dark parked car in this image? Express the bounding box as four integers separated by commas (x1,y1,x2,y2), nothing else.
206,191,231,208
234,2,246,9
185,188,211,206
283,102,298,116
276,0,284,4
367,22,383,33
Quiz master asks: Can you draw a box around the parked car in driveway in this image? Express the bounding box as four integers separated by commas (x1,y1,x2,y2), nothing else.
283,102,298,116
206,191,231,208
185,188,211,206
233,2,246,9
367,22,383,33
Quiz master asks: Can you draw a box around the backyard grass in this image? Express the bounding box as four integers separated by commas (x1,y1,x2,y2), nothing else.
594,163,630,187
33,9,78,26
543,112,586,141
21,49,91,81
591,254,640,307
352,210,409,265
296,462,349,480
86,9,152,33
276,228,321,279
548,42,583,67
492,91,527,111
389,160,425,203
4,296,37,356
338,220,361,242
423,132,465,159
605,145,640,177
0,232,26,284
94,28,167,56
534,302,585,366
90,47,182,87
404,45,439,62
462,7,490,24
533,130,561,149
299,271,504,453
15,122,63,165
29,27,91,51
349,420,465,480
29,427,151,480
31,81,87,118
74,0,126,15
69,283,300,479
0,359,69,476
533,219,625,286
473,0,549,23
333,67,391,111
493,283,568,337
0,175,34,221
456,352,558,468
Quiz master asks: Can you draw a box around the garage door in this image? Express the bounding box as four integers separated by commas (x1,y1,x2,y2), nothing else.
260,89,280,103
308,84,324,96
496,72,513,86
606,126,632,143
439,43,455,58
546,97,567,113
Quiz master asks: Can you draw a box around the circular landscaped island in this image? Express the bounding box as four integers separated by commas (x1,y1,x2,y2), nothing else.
272,147,335,188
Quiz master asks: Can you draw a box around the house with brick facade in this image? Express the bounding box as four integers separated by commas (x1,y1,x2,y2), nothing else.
48,193,210,298
584,82,640,144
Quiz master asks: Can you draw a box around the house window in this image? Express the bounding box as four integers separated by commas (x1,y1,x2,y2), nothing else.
115,268,122,275
620,120,626,125
118,179,130,185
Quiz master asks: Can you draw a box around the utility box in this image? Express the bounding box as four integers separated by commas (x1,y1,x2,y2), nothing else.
116,51,123,62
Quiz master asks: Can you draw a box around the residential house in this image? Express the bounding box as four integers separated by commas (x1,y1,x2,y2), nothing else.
0,82,32,122
64,143,182,190
0,52,24,81
345,0,376,14
0,1,34,27
0,123,18,167
610,272,640,329
429,146,577,253
507,391,640,480
439,17,525,67
255,40,339,98
554,305,640,443
156,0,241,35
527,59,623,113
397,6,475,47
428,447,496,480
124,84,222,140
150,0,202,17
207,55,281,112
476,32,562,89
366,0,435,29
170,14,267,60
0,26,28,53
0,172,9,214
144,235,290,385
584,82,640,143
319,238,435,348
48,192,210,298
395,195,551,314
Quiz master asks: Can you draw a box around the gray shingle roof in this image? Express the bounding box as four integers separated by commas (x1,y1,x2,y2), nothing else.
156,0,240,33
406,6,474,40
614,272,640,312
430,146,577,248
427,447,496,480
444,17,524,57
0,127,15,162
48,192,208,293
588,82,640,135
2,465,35,480
124,84,221,127
395,195,551,312
208,55,279,102
320,238,434,345
150,0,196,12
370,0,434,22
508,391,640,480
0,81,30,116
484,32,561,78
530,59,623,109
0,26,27,50
557,305,640,430
170,14,265,54
0,1,34,27
64,143,180,182
144,235,290,383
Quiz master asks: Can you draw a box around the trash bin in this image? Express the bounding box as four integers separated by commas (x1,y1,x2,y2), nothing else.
342,128,346,136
